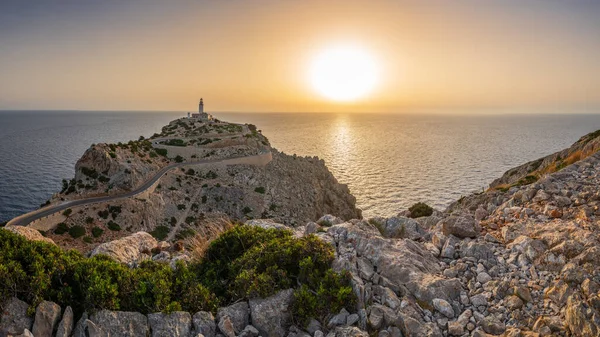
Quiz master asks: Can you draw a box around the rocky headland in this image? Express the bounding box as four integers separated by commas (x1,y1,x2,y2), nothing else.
2,120,600,337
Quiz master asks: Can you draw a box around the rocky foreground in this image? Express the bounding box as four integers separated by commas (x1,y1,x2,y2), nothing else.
2,128,600,337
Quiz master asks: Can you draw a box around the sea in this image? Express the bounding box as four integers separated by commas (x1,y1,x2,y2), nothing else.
1,110,599,222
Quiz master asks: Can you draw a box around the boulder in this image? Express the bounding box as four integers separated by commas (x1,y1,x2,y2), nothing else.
90,232,157,266
89,310,149,337
441,215,480,238
216,302,249,335
440,235,460,259
379,217,426,240
249,289,294,337
0,297,33,335
4,226,55,245
193,311,216,337
432,298,454,319
480,317,505,335
148,312,192,337
55,306,74,337
31,301,61,337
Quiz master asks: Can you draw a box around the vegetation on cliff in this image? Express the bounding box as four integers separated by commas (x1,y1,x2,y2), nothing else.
0,225,354,324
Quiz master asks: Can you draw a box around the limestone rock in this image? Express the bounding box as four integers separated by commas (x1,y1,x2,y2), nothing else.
248,289,294,337
193,311,216,337
90,231,157,266
4,226,55,245
216,302,249,335
441,215,480,238
432,298,454,319
148,312,192,337
379,216,426,240
89,310,149,337
31,300,61,337
480,317,505,335
0,297,33,335
55,306,74,337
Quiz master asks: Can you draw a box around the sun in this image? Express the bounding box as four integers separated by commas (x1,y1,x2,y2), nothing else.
309,45,379,102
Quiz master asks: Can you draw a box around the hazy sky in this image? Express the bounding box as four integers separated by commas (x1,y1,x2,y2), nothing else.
1,0,599,112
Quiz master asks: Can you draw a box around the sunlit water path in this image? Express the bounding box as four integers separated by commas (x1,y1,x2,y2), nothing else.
1,111,599,221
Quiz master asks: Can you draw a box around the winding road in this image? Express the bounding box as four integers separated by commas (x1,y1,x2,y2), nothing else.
6,151,271,227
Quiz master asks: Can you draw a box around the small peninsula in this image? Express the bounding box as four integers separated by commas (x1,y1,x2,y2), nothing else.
2,116,600,337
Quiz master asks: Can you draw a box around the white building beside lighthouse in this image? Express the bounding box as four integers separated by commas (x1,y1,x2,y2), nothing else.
190,98,213,121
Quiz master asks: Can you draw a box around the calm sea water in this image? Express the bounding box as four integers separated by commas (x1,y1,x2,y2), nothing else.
1,110,599,222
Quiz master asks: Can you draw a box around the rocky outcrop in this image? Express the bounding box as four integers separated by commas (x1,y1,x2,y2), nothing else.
4,226,55,245
89,231,158,266
489,128,600,189
148,312,192,337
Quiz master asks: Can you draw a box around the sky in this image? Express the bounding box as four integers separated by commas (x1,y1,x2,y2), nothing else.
1,0,599,113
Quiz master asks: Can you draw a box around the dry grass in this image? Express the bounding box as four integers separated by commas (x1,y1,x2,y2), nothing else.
186,217,234,261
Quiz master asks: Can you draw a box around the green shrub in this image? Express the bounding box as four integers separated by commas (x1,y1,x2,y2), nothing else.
174,155,184,163
150,226,170,241
107,221,121,231
55,222,69,235
155,148,168,157
85,217,94,224
0,225,353,326
68,225,86,239
83,236,93,244
92,227,104,238
98,210,110,219
254,187,265,194
408,202,433,218
193,226,355,324
62,209,73,217
242,207,252,215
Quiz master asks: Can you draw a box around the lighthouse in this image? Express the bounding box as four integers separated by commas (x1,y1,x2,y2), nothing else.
190,98,213,121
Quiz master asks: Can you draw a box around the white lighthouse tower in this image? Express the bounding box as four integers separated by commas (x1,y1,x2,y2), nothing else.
190,98,213,121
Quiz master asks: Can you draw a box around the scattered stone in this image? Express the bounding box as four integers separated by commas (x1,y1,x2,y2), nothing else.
432,298,454,319
31,300,61,337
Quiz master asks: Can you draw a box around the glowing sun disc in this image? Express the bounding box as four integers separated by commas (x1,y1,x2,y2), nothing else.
309,45,379,102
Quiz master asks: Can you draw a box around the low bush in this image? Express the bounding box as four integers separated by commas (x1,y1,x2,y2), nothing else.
107,221,121,231
54,222,69,235
62,209,73,217
68,225,86,239
174,155,184,163
150,225,170,241
92,227,104,238
254,186,265,194
155,148,168,157
408,202,433,218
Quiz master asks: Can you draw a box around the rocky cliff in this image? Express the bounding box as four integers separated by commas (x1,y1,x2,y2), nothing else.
39,118,360,252
4,125,600,337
